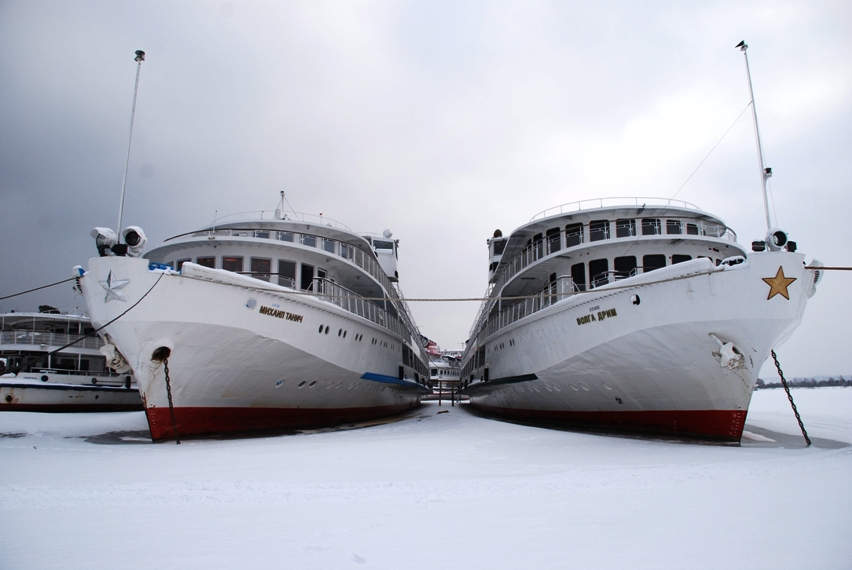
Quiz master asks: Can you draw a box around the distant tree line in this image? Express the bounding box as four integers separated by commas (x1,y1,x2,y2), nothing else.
755,376,852,390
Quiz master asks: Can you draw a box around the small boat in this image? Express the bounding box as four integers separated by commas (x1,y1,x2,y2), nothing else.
459,199,821,441
0,307,142,412
78,206,431,440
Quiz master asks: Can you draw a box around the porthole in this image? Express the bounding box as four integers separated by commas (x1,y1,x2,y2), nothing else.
298,380,306,388
40,375,49,382
318,325,324,333
325,326,330,334
309,381,317,387
275,380,284,388
569,383,579,391
338,329,342,337
343,331,347,338
603,382,613,391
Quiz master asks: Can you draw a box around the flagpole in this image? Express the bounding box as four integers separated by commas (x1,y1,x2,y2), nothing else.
736,41,773,230
117,50,145,236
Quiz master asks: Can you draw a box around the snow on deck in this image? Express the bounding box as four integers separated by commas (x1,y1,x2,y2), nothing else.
1,388,850,569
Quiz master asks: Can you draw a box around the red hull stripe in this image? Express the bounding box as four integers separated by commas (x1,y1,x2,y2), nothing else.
145,402,420,441
472,404,748,442
0,403,143,413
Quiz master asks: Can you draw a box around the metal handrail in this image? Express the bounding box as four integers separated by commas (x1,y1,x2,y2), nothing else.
313,278,406,339
210,210,352,231
529,197,702,222
0,330,103,351
479,277,579,342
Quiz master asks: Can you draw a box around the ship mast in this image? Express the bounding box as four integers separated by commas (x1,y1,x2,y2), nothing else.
736,40,773,230
117,50,146,236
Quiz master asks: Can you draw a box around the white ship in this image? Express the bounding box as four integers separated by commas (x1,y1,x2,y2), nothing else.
79,209,430,440
0,308,141,412
459,198,821,441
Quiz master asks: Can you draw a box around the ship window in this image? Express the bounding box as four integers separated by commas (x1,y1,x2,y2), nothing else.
672,254,692,265
250,258,271,281
492,239,507,256
301,235,317,247
222,257,243,272
666,220,682,234
642,219,661,235
277,231,294,242
322,238,336,254
615,219,636,238
176,259,191,270
614,256,637,280
686,223,699,235
589,258,609,288
589,220,610,242
533,233,544,258
565,223,584,247
546,227,561,253
301,263,315,291
374,240,394,252
278,260,296,287
642,254,666,272
254,230,270,239
196,256,215,268
340,243,349,259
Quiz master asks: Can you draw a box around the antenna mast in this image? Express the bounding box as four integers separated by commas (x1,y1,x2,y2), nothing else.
736,40,773,230
117,50,145,235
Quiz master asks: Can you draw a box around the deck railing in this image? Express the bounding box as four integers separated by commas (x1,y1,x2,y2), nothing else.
313,278,406,339
0,331,103,351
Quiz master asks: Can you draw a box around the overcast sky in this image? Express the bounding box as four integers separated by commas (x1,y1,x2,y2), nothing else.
1,0,850,378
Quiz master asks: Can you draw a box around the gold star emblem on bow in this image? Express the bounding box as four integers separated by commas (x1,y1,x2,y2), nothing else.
762,266,796,300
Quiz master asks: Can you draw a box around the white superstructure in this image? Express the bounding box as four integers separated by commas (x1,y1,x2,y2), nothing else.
460,198,820,441
80,210,430,440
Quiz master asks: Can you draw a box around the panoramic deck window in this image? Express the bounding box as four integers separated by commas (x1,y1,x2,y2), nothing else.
222,256,243,272
571,263,586,292
277,231,294,242
301,235,317,248
251,258,271,281
642,254,666,272
614,256,637,280
322,238,336,254
686,223,699,235
532,234,544,259
672,254,692,264
565,223,584,247
196,256,215,268
301,263,315,291
666,220,682,234
642,219,661,236
254,230,270,239
176,259,191,270
546,227,561,253
589,258,609,288
616,219,636,238
589,220,610,242
278,260,296,288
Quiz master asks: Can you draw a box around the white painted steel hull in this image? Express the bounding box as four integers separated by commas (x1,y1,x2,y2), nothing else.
465,252,816,440
81,257,425,440
0,374,141,412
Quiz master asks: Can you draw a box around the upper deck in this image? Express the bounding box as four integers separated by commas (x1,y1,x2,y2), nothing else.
488,198,741,295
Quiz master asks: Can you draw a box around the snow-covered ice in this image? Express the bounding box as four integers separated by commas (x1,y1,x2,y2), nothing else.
1,388,850,570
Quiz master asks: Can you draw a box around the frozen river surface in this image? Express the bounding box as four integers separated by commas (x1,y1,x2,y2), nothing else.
1,388,851,569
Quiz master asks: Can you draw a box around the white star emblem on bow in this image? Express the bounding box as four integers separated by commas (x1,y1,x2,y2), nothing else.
99,270,130,302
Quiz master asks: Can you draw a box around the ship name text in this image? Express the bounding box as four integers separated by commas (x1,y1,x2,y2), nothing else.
577,307,617,326
259,305,304,323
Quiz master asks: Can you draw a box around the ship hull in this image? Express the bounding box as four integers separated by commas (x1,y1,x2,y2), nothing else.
81,257,427,440
465,252,815,442
0,378,141,412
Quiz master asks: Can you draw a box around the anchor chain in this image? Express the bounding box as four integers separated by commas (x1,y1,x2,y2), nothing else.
163,357,181,445
770,349,811,446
